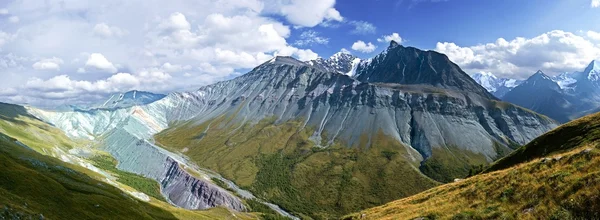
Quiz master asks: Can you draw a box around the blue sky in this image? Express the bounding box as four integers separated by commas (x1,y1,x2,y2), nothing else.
299,0,600,57
0,0,598,107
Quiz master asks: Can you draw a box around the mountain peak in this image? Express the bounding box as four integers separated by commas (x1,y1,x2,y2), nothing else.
354,44,496,99
584,60,600,81
530,70,551,80
389,40,400,48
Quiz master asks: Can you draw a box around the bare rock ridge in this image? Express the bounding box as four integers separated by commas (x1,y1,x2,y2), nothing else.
354,41,496,100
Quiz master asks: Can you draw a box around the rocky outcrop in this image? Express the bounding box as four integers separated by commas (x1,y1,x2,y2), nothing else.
162,157,245,211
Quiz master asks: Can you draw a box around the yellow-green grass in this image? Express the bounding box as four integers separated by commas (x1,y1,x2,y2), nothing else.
156,116,439,219
419,146,489,183
487,111,600,173
0,103,89,154
0,132,178,220
88,155,166,202
343,144,600,220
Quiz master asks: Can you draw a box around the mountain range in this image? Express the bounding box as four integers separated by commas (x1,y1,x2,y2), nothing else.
469,60,600,123
1,41,582,220
16,41,557,219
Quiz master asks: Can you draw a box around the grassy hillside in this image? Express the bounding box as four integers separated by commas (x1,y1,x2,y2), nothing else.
0,132,178,220
0,103,258,220
0,103,84,153
344,112,600,220
487,112,600,172
156,115,440,219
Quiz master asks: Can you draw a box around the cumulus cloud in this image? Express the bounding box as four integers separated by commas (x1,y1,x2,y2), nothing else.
279,0,343,27
93,23,126,38
377,33,403,43
349,21,376,35
32,57,64,71
24,71,172,101
85,53,118,73
294,30,329,46
0,8,8,15
588,31,600,41
592,0,600,8
435,30,600,78
351,40,377,53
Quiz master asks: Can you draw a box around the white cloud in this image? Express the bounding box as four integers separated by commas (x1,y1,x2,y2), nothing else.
377,33,403,44
85,53,118,73
339,48,351,54
294,30,329,46
351,40,377,53
279,0,343,27
8,16,19,23
588,30,600,41
592,0,600,8
160,12,191,31
436,30,600,78
275,46,318,61
93,23,126,38
0,8,8,15
349,21,376,35
32,57,64,71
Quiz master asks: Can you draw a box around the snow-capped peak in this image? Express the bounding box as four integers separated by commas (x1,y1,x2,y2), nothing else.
471,72,499,92
585,60,600,82
305,52,360,75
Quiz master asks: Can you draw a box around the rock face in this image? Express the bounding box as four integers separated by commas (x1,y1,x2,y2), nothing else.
354,41,495,100
306,52,361,75
162,157,245,210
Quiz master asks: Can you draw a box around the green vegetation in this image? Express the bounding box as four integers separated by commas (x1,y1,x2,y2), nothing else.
0,103,85,153
419,146,488,183
487,111,600,172
0,133,177,220
245,199,290,220
156,116,439,219
88,155,166,202
344,112,600,220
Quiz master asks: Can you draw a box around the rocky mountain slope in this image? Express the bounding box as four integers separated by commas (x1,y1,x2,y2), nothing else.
345,111,600,220
503,71,575,123
26,42,558,219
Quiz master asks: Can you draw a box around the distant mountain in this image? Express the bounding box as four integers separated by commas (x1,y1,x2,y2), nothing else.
95,90,166,110
503,71,575,123
470,72,523,98
502,61,600,123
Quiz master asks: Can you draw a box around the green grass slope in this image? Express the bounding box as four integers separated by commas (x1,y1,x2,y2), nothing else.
487,111,600,173
0,132,178,220
156,115,440,219
343,112,600,220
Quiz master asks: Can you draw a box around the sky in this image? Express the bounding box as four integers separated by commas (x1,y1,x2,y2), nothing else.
0,0,599,107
